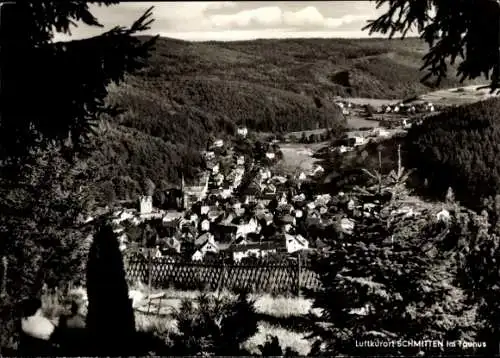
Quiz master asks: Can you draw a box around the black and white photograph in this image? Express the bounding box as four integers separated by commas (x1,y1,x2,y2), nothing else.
0,0,498,356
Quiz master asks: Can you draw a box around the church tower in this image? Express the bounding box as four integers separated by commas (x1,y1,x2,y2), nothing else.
180,173,187,210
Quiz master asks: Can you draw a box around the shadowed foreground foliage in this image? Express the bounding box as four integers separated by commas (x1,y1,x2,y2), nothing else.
0,1,156,353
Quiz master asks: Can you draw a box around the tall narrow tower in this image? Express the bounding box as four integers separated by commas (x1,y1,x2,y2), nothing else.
180,173,187,210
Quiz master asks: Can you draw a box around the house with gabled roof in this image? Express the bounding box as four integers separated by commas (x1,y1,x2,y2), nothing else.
200,219,210,232
237,127,248,137
191,250,204,261
192,233,219,261
214,173,225,187
227,242,280,263
294,209,304,218
212,223,238,243
236,217,260,238
285,234,309,253
195,232,215,247
207,210,223,222
264,183,277,195
292,193,306,203
163,236,181,254
306,202,316,211
212,139,224,148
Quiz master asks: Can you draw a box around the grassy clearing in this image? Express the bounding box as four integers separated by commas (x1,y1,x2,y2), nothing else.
131,286,314,317
416,84,495,107
40,286,315,354
278,142,327,174
347,115,380,129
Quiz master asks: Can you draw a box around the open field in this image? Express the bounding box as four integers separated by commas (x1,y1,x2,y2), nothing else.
414,84,499,106
346,115,380,129
346,97,400,107
278,142,327,174
346,84,495,108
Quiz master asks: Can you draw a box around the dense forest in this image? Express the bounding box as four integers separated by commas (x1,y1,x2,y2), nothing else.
86,36,483,203
405,97,500,207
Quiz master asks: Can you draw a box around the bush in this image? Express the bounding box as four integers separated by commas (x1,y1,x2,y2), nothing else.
258,335,299,356
170,292,258,356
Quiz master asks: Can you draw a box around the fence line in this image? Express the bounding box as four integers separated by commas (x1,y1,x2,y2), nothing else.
125,256,321,295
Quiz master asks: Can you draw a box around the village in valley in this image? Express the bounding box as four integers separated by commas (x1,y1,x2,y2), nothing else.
86,93,452,274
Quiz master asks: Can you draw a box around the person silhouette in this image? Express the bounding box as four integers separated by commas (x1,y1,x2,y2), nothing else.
64,301,85,329
57,300,88,356
18,297,57,356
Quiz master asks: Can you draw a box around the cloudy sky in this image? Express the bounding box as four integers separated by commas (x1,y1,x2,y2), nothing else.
54,1,418,42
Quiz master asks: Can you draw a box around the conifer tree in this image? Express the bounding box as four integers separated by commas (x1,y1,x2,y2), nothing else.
364,0,500,92
86,223,136,356
307,151,473,356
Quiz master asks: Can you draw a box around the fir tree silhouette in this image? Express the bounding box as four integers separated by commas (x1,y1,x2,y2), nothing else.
86,223,135,356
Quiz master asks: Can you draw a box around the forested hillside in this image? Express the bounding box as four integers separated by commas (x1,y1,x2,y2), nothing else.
405,97,500,207
88,36,482,203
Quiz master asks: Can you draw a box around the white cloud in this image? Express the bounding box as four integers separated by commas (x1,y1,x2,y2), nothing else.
325,14,370,28
205,2,237,11
210,6,282,28
52,2,406,42
208,5,371,31
283,6,324,27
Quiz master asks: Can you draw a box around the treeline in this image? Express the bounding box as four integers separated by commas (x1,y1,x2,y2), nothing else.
107,84,236,148
135,36,483,101
86,123,205,204
295,129,341,144
405,98,500,207
109,78,345,135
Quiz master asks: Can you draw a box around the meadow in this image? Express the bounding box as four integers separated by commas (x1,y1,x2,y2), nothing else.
277,142,326,175
40,284,316,355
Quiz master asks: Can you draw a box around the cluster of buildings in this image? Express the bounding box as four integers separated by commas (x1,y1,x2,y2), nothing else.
379,101,436,115
334,100,353,116
335,99,436,117
100,128,344,263
328,97,440,154
331,127,397,154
